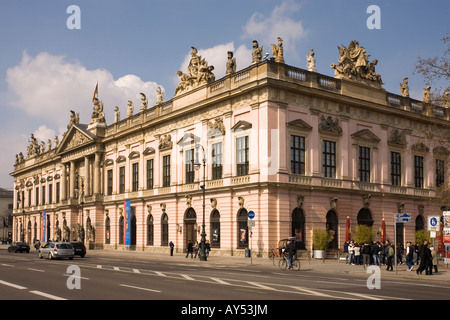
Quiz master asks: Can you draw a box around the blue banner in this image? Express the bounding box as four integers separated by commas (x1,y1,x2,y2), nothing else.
124,200,131,245
42,211,47,243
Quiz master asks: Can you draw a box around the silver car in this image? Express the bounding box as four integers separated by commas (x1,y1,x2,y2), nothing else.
39,242,74,260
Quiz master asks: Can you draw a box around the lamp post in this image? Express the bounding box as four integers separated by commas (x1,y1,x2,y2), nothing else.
194,143,207,261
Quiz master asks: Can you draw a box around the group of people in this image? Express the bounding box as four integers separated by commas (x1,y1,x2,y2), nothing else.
344,239,439,274
185,240,211,259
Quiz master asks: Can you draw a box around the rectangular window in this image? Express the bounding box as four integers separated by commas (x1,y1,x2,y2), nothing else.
41,186,46,205
212,142,223,180
119,166,125,193
390,152,401,186
436,159,445,187
359,146,371,182
163,155,171,187
132,163,139,192
236,136,249,176
146,159,154,189
55,182,60,203
48,184,53,204
290,135,305,174
322,140,336,178
414,155,424,188
35,187,39,206
185,149,195,184
28,189,32,207
107,169,113,195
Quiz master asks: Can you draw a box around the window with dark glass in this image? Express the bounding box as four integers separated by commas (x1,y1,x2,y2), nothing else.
414,155,424,188
359,146,370,182
28,189,32,207
322,140,336,178
35,187,39,206
236,136,249,176
132,162,139,192
119,166,125,193
436,159,445,187
41,186,46,205
163,155,171,187
185,149,195,184
48,184,53,204
146,159,154,189
290,135,305,174
55,182,60,203
390,152,401,186
212,142,223,180
107,169,113,195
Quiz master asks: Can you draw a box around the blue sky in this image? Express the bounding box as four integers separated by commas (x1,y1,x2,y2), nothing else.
0,0,449,189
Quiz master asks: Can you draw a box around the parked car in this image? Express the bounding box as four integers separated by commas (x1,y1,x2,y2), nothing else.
8,242,30,253
38,242,74,260
70,242,86,258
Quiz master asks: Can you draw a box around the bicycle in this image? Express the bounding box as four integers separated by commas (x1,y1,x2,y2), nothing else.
278,254,301,271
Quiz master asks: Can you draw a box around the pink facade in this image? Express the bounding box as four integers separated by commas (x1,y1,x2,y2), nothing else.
12,59,450,256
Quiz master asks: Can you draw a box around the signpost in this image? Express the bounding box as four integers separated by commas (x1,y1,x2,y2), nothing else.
247,210,255,264
394,213,411,274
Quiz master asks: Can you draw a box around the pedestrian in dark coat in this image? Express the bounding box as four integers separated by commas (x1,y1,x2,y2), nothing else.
186,241,194,258
416,240,430,275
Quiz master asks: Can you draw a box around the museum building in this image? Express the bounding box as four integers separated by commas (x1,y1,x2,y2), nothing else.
11,39,450,256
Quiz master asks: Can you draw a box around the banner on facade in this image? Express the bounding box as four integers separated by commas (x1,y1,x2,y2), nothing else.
124,200,131,245
42,211,47,243
443,211,450,243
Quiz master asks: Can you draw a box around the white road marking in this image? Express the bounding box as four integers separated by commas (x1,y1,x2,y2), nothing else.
181,274,195,281
154,271,166,277
133,268,141,273
119,284,161,293
210,277,231,285
1,264,14,267
28,268,45,273
29,290,67,300
290,286,334,298
0,280,27,290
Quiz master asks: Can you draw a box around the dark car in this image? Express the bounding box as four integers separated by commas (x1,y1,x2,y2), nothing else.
8,242,30,253
70,242,86,257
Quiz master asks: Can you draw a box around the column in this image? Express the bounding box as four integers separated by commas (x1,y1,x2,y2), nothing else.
85,156,91,197
61,164,67,201
69,161,76,199
93,153,101,195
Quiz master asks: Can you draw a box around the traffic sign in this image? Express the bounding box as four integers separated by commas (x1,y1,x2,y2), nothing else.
248,210,255,219
428,216,440,231
395,213,411,223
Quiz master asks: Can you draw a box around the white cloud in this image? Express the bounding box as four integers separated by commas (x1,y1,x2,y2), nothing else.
6,51,163,128
242,0,308,60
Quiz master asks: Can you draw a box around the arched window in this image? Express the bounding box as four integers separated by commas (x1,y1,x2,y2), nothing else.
357,208,373,226
237,208,248,249
184,208,196,246
105,216,110,244
147,214,154,245
326,210,338,249
210,209,220,248
161,213,169,246
292,208,305,249
119,215,124,245
415,215,425,232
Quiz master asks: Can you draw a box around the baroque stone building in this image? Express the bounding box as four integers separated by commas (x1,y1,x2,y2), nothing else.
11,41,450,256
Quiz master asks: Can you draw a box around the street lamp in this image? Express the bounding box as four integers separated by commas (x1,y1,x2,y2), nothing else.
194,143,207,261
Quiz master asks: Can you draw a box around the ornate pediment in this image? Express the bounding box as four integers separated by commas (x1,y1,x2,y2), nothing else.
411,142,429,153
143,147,155,156
388,129,407,148
207,118,226,139
286,119,312,131
56,124,97,155
177,132,200,147
351,129,381,143
231,120,252,132
318,115,342,135
158,134,173,151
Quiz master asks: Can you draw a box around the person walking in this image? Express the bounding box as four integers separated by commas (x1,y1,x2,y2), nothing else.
371,241,380,266
405,242,414,271
348,241,355,265
416,240,429,275
169,241,174,256
186,240,194,258
362,242,371,267
430,246,438,273
385,240,394,271
193,241,199,258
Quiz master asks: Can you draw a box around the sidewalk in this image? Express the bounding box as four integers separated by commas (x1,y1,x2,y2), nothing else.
3,244,449,282
86,247,450,282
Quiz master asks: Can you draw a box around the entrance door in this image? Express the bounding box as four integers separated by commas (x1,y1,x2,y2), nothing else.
184,208,197,249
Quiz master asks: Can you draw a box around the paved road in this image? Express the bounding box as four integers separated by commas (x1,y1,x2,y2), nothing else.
1,247,450,303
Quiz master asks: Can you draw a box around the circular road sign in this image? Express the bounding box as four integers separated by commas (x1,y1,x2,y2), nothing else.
248,210,255,219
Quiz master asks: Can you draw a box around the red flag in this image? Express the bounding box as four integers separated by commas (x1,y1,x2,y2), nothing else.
345,216,351,242
380,219,386,242
92,83,98,102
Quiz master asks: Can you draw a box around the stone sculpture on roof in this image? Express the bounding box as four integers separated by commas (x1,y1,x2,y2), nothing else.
226,51,236,75
156,86,164,105
331,40,382,86
251,40,263,64
400,78,409,97
272,37,285,63
89,98,106,126
306,49,317,72
174,46,215,96
140,93,148,111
